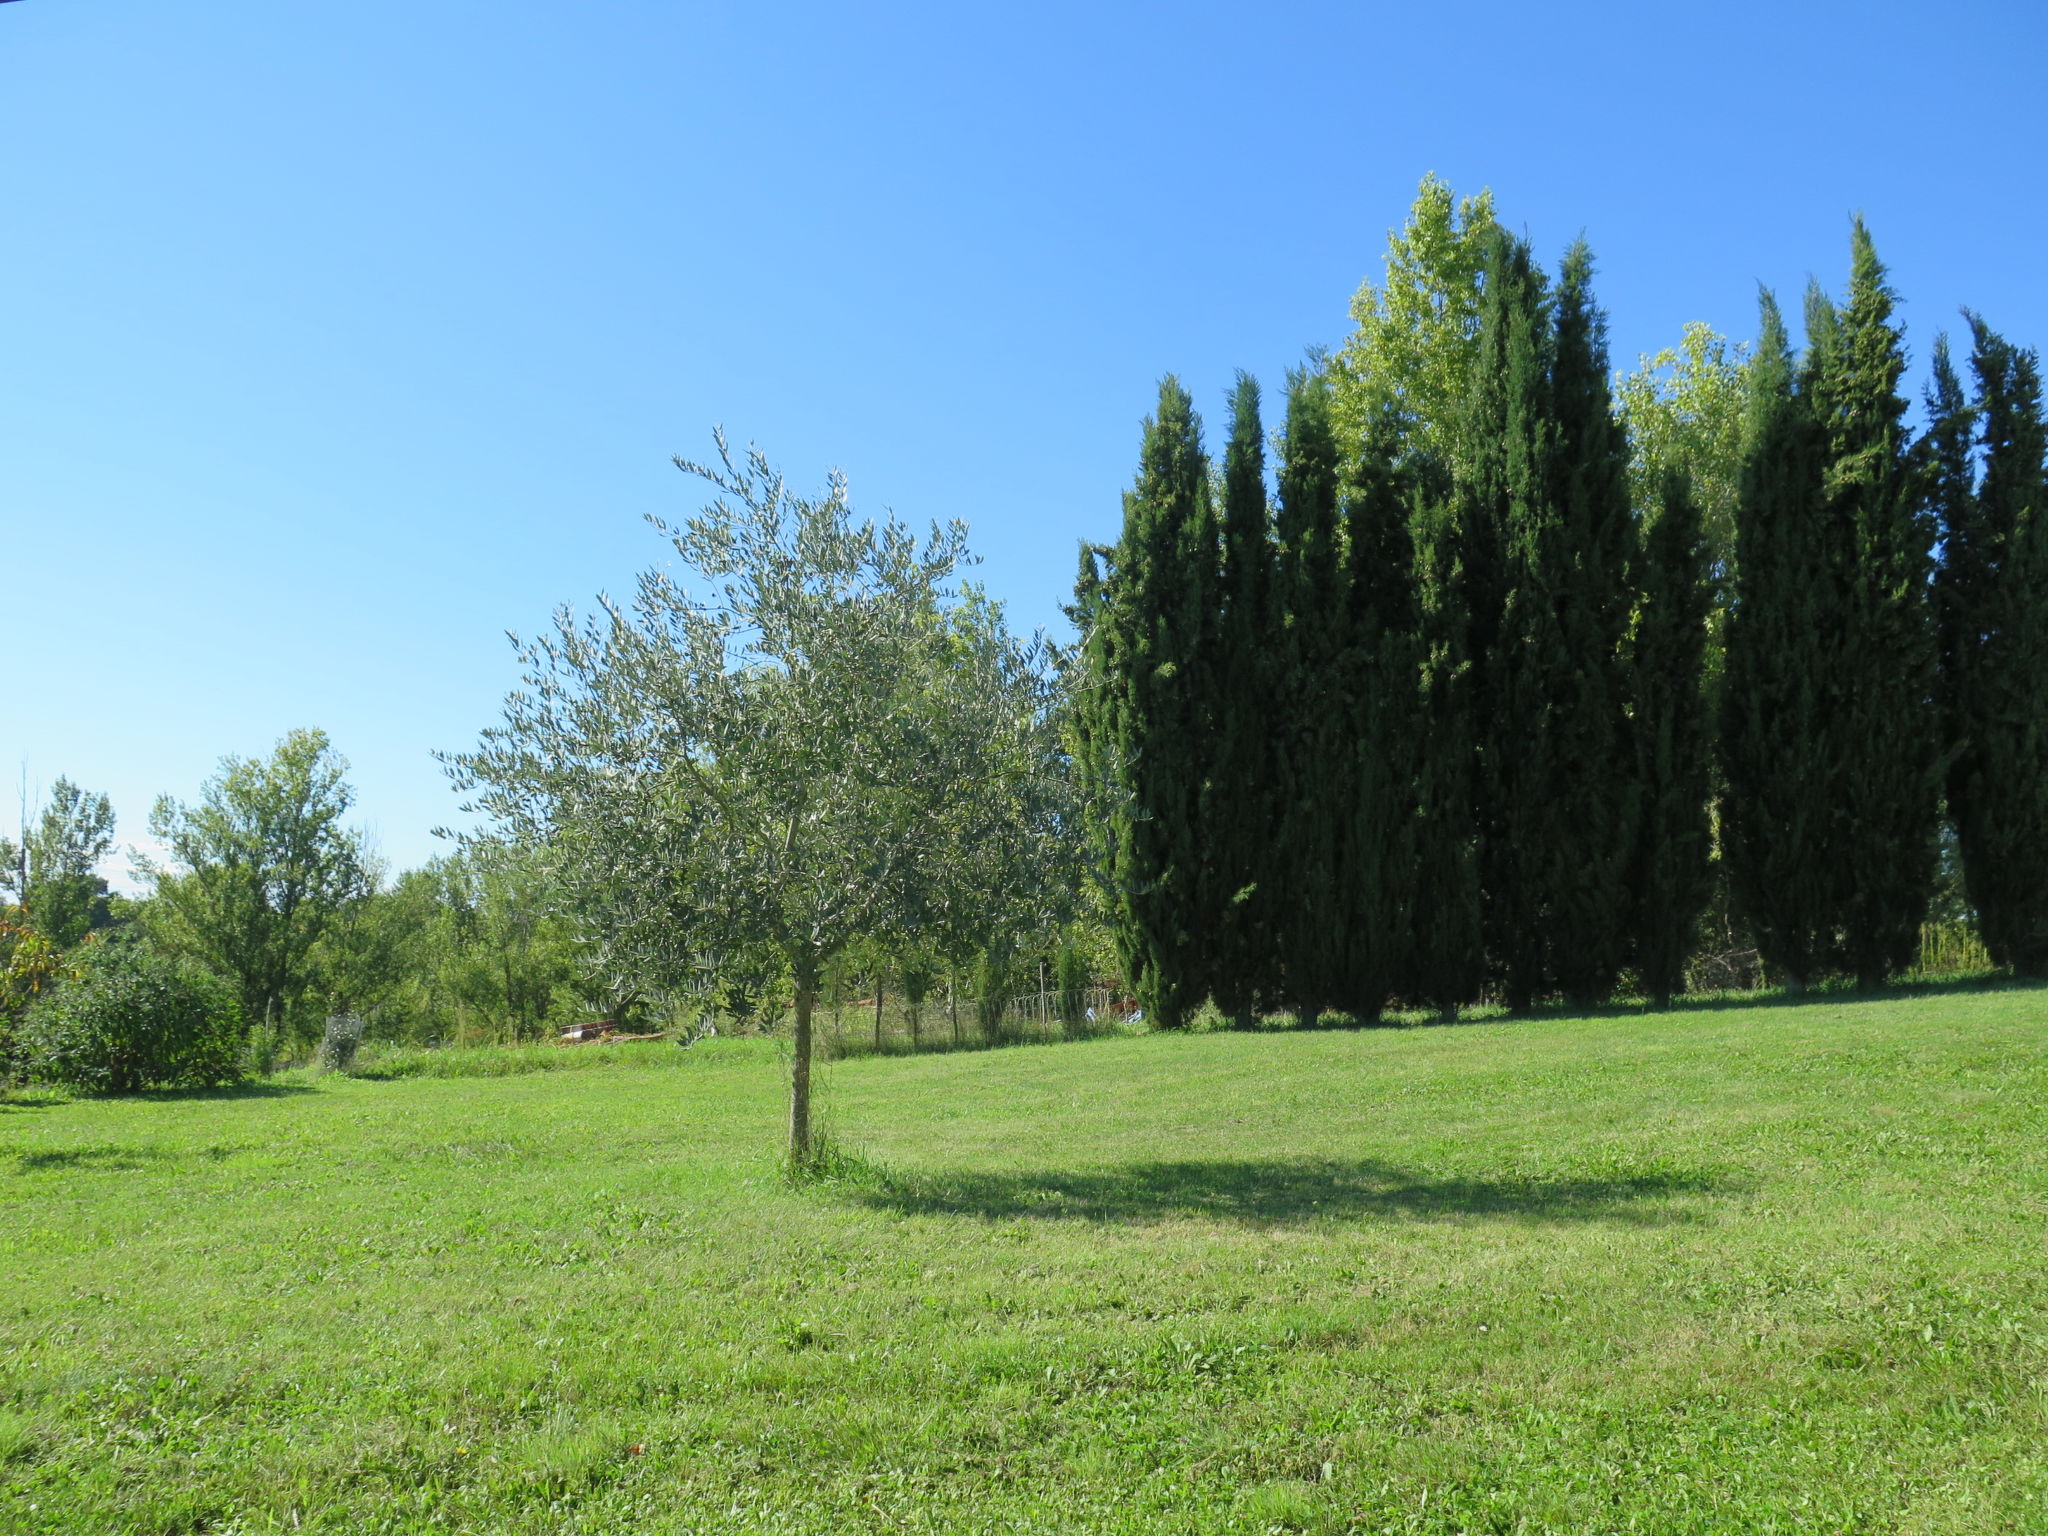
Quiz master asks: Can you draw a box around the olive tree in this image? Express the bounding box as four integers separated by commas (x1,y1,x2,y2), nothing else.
449,433,1070,1165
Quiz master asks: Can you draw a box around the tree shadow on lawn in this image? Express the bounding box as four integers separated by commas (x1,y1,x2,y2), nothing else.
1238,972,2048,1035
843,1156,1734,1229
130,1081,317,1102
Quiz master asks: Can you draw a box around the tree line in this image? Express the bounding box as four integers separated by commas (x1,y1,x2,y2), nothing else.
1071,179,2048,1025
9,176,2044,1163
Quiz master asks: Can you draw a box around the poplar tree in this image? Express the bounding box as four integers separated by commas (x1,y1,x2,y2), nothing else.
1938,319,2048,973
1628,469,1713,1007
1072,378,1217,1027
1270,369,1346,1022
1208,373,1278,1022
1814,223,1938,988
1721,295,1839,990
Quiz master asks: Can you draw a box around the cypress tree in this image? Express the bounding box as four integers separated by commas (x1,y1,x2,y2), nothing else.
1628,468,1713,1007
1208,373,1279,1023
1328,410,1421,1021
1940,319,2048,973
1815,222,1939,988
1539,241,1640,1005
1270,369,1347,1023
1406,484,1484,1017
1461,228,1555,1010
1070,377,1217,1027
1721,294,1839,991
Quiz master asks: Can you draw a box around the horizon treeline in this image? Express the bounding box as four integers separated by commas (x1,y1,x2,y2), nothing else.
1071,180,2048,1026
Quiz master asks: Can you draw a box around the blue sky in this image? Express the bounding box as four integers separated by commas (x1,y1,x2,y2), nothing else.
6,0,2045,880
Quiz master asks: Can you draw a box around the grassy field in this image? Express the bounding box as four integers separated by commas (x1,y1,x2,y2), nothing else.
4,987,2047,1534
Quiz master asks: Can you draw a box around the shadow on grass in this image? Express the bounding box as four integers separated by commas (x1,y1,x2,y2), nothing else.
14,1144,176,1172
0,1091,69,1113
839,1155,1731,1228
1223,971,2046,1036
130,1081,317,1102
15,1140,248,1173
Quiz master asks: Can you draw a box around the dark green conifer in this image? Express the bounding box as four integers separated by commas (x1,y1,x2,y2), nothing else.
1460,228,1555,1010
1721,294,1839,990
1406,486,1484,1017
1939,319,2048,973
1537,241,1640,1005
1814,223,1939,988
1628,468,1713,1007
1328,410,1422,1021
1270,369,1346,1023
1208,373,1279,1023
1068,377,1217,1027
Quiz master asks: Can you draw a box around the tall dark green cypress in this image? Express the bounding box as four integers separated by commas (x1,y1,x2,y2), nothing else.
1329,409,1421,1021
1461,228,1556,1010
1939,319,2048,973
1070,377,1217,1027
1539,241,1640,1004
1208,373,1279,1022
1406,484,1484,1017
1270,369,1347,1022
1721,294,1839,990
1628,468,1713,1007
1814,222,1939,988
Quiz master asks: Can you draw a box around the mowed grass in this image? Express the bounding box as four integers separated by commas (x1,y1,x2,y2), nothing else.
4,990,2048,1534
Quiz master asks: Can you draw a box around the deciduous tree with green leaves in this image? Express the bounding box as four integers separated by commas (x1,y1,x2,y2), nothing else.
145,730,370,1036
7,778,118,949
452,433,1071,1165
1328,174,1498,483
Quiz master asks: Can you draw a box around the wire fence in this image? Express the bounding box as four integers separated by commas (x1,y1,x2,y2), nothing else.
814,985,1136,1060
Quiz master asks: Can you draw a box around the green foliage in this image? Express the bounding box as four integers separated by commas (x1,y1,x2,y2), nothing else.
1327,410,1421,1022
1328,173,1498,481
145,729,370,1037
1461,229,1559,1009
1404,490,1484,1016
1533,240,1639,1004
26,939,244,1092
2,778,118,950
1629,469,1715,1006
1614,322,1751,608
1815,223,1941,987
1937,318,2048,974
1270,368,1347,1019
1721,294,1839,989
1205,372,1278,1023
452,433,1071,1161
385,846,585,1043
1070,379,1218,1029
0,909,70,1077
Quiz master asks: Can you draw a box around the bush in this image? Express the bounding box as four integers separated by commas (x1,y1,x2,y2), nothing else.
317,1012,366,1073
26,942,245,1093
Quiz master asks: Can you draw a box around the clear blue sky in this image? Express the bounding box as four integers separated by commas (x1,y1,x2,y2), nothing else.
6,0,2044,881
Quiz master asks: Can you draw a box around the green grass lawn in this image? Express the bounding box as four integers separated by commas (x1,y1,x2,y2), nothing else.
5,988,2047,1534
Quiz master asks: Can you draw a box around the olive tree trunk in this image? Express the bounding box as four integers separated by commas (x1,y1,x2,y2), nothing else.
789,970,817,1167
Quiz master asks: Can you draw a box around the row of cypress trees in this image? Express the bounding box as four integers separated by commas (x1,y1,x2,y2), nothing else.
1071,217,2048,1022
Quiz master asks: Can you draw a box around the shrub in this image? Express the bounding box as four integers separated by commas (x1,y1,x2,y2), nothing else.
26,941,245,1093
317,1012,366,1073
